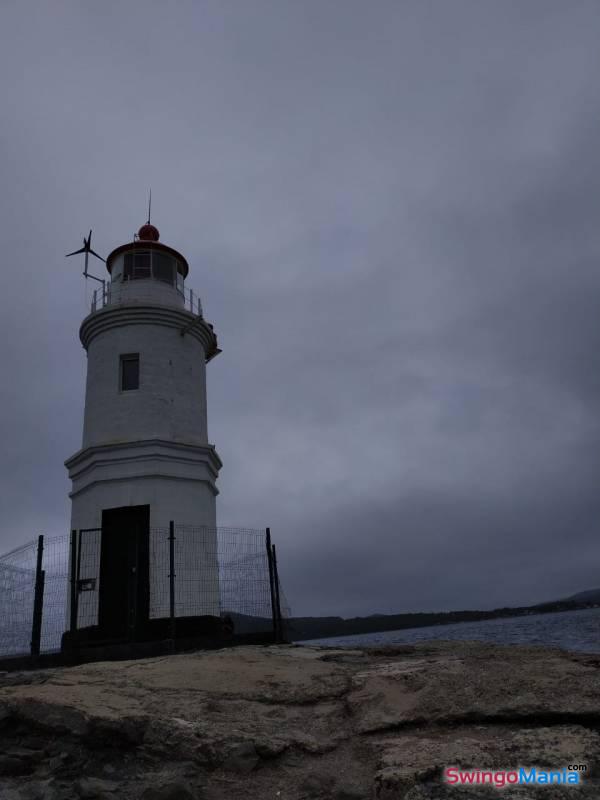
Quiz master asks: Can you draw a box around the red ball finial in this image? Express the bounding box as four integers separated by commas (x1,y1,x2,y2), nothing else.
138,223,160,241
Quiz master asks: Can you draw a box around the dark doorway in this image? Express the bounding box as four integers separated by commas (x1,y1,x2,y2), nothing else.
99,505,150,641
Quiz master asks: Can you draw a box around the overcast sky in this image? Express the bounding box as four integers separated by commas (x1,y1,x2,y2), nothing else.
1,1,600,616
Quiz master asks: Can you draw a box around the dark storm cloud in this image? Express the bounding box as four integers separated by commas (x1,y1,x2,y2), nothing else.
1,1,600,615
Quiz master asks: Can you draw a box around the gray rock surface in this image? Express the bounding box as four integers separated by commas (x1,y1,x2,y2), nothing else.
0,641,599,798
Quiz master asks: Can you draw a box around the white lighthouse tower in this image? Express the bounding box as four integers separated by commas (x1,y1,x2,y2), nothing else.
65,221,222,640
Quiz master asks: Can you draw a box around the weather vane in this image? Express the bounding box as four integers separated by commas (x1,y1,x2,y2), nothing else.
65,229,106,284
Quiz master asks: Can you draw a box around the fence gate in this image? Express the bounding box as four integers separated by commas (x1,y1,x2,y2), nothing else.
71,528,101,636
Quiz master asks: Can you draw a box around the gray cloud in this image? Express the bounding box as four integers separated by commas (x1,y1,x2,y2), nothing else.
1,1,600,616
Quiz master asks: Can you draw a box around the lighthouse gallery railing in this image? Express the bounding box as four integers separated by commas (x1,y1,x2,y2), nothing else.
91,283,204,317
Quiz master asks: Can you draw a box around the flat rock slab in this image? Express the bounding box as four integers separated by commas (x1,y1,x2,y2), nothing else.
1,641,599,799
347,641,600,732
372,724,600,798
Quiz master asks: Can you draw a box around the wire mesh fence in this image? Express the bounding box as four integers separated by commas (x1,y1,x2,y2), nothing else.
0,535,69,657
40,535,70,654
168,526,276,621
0,525,289,660
0,541,36,656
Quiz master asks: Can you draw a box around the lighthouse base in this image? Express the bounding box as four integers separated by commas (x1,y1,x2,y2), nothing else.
58,613,282,667
65,439,223,627
61,613,233,652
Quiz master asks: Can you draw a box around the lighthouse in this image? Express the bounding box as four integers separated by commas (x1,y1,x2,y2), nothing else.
65,222,222,641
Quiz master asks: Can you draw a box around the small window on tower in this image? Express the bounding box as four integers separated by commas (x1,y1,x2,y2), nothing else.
120,354,139,391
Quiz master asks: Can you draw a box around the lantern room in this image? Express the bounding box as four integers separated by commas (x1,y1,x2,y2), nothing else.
102,224,195,312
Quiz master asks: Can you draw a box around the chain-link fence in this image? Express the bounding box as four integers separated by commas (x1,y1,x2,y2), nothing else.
0,525,289,661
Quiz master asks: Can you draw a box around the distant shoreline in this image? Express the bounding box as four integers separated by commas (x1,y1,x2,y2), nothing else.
286,598,600,641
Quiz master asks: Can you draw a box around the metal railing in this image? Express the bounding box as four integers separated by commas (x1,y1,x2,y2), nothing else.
91,282,203,317
0,526,289,661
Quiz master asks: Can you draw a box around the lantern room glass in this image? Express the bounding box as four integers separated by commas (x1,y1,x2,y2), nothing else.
112,250,183,293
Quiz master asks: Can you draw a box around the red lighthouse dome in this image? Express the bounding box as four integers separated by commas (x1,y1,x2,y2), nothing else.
138,223,160,241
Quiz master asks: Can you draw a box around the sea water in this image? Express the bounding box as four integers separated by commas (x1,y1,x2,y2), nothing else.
300,606,600,653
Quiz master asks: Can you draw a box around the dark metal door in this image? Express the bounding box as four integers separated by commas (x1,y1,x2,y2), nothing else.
99,505,150,640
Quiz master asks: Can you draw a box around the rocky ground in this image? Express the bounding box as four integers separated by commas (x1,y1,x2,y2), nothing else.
0,641,599,799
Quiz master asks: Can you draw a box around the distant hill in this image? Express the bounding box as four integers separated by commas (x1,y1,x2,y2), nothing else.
563,588,600,604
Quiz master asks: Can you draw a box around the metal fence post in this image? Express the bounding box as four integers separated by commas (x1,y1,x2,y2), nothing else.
169,521,176,643
266,528,278,643
30,535,45,657
272,543,283,643
69,530,78,634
